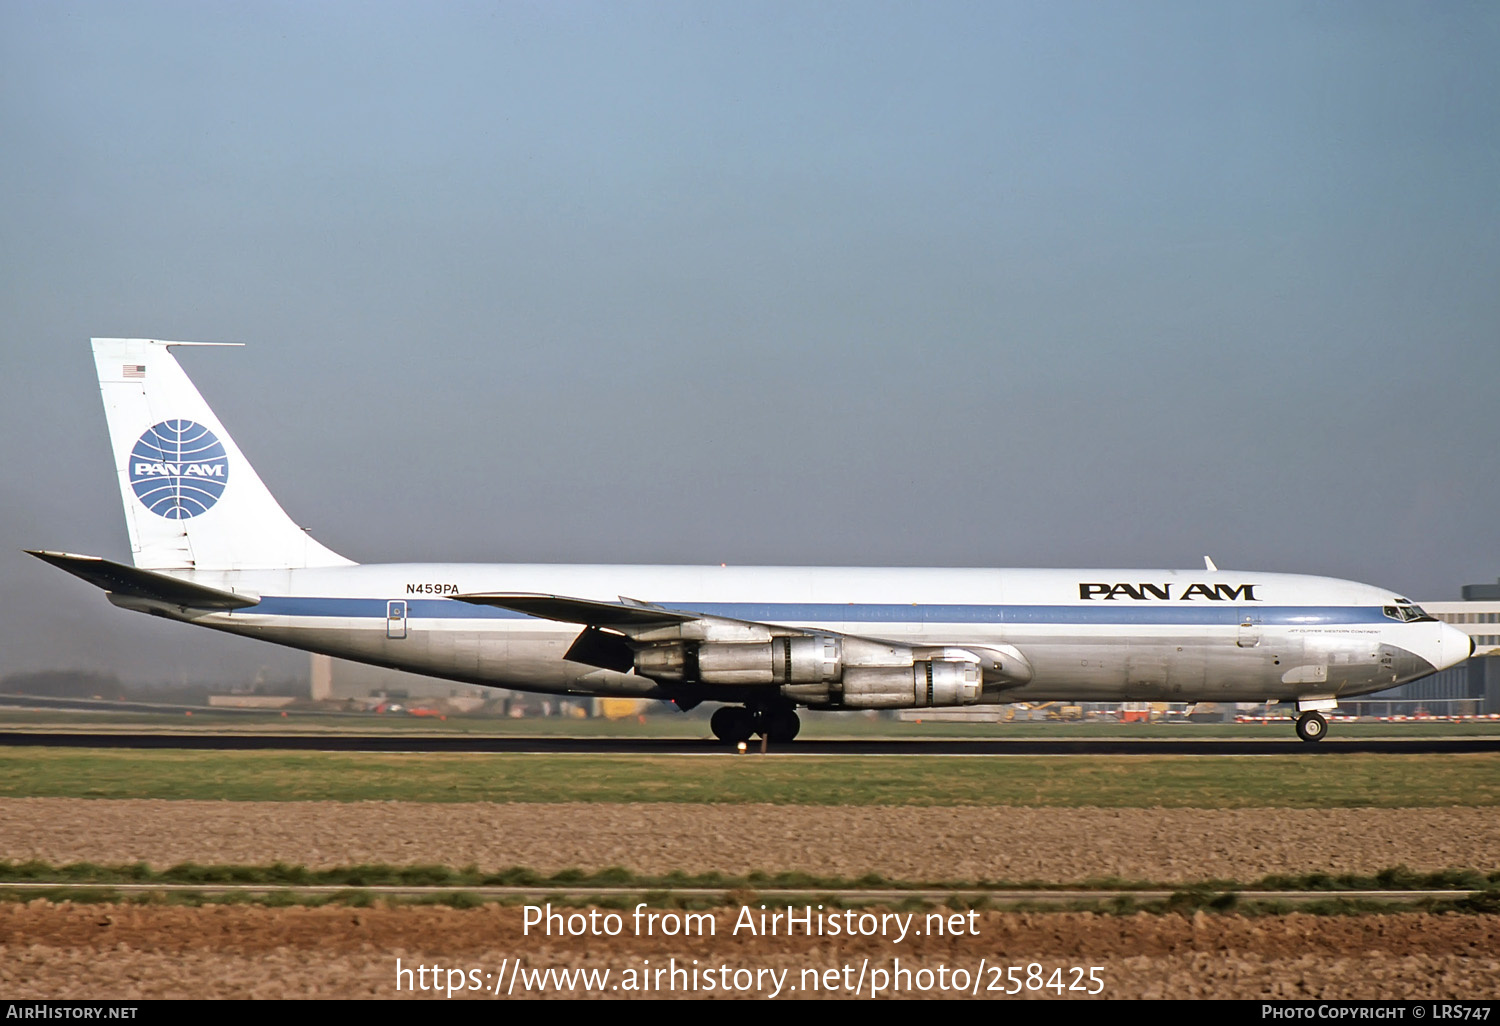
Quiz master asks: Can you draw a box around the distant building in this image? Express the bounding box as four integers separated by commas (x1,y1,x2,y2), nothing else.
1359,577,1500,713
1462,579,1500,602
309,653,494,704
1422,579,1500,656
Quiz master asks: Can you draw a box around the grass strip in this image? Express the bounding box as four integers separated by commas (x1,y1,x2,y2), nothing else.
2,887,1497,916
0,859,1495,893
1,749,1498,805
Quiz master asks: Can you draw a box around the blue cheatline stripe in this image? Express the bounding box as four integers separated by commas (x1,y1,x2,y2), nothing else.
241,597,1390,627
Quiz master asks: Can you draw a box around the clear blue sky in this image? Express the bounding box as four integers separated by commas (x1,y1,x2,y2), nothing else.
2,1,1497,681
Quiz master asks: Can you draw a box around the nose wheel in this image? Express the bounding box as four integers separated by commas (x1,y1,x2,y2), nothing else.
1295,711,1327,742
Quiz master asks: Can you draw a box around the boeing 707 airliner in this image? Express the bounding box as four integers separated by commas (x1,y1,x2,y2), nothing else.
29,339,1474,742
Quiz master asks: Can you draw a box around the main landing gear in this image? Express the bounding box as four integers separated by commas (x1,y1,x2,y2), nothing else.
710,703,801,744
1295,711,1328,743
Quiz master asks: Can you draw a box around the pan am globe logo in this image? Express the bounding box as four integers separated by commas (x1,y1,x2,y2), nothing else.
129,420,230,519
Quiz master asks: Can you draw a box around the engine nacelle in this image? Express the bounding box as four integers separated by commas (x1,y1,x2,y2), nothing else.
634,636,844,685
840,659,982,709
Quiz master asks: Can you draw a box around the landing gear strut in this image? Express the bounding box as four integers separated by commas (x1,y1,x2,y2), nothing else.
710,703,801,744
1295,711,1327,743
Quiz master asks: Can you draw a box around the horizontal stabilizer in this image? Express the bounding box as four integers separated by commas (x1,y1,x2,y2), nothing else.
453,592,696,627
26,550,259,610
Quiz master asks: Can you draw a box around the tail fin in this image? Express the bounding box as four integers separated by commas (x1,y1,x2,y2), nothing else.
93,338,354,570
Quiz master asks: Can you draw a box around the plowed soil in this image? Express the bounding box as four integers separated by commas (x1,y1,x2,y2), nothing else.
3,799,1498,882
3,799,1497,999
3,903,1497,999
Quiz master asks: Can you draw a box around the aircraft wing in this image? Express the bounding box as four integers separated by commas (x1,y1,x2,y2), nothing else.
27,550,260,611
454,591,853,644
453,591,1032,685
453,592,700,629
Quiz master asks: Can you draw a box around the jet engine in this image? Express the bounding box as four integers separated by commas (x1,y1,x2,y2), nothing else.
634,635,843,685
840,660,982,708
632,636,986,708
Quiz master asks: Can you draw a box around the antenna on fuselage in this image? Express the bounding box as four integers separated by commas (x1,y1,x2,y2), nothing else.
1203,556,1219,572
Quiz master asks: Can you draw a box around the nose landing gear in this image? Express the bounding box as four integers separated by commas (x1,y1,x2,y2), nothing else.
1295,710,1328,742
710,703,801,744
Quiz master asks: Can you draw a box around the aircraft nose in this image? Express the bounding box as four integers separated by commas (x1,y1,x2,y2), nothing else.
1439,623,1474,670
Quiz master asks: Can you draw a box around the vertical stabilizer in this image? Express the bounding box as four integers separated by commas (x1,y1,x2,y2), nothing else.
93,338,354,570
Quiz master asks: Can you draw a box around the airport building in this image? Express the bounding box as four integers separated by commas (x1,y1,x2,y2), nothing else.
1425,576,1500,656
309,653,495,708
1363,577,1500,715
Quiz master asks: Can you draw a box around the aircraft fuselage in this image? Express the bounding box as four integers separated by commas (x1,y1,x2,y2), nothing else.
133,562,1462,707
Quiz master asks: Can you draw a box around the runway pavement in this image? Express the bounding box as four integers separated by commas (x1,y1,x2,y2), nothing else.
1,732,1497,755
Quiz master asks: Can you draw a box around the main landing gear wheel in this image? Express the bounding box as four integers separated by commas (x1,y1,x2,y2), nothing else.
764,707,801,743
1295,711,1328,743
710,705,755,744
710,704,801,744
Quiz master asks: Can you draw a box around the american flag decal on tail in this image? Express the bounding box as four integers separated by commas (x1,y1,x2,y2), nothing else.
123,364,146,378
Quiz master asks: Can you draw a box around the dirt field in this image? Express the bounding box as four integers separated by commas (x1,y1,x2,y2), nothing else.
3,798,1497,999
3,902,1497,999
2,799,1498,882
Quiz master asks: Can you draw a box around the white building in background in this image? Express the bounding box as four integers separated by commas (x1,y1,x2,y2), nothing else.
1423,603,1500,656
1423,577,1500,655
1367,578,1500,713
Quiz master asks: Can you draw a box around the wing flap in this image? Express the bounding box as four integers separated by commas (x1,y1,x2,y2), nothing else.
563,626,637,672
26,550,259,611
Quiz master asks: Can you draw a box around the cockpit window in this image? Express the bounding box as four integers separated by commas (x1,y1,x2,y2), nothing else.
1384,604,1437,623
1383,606,1401,621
